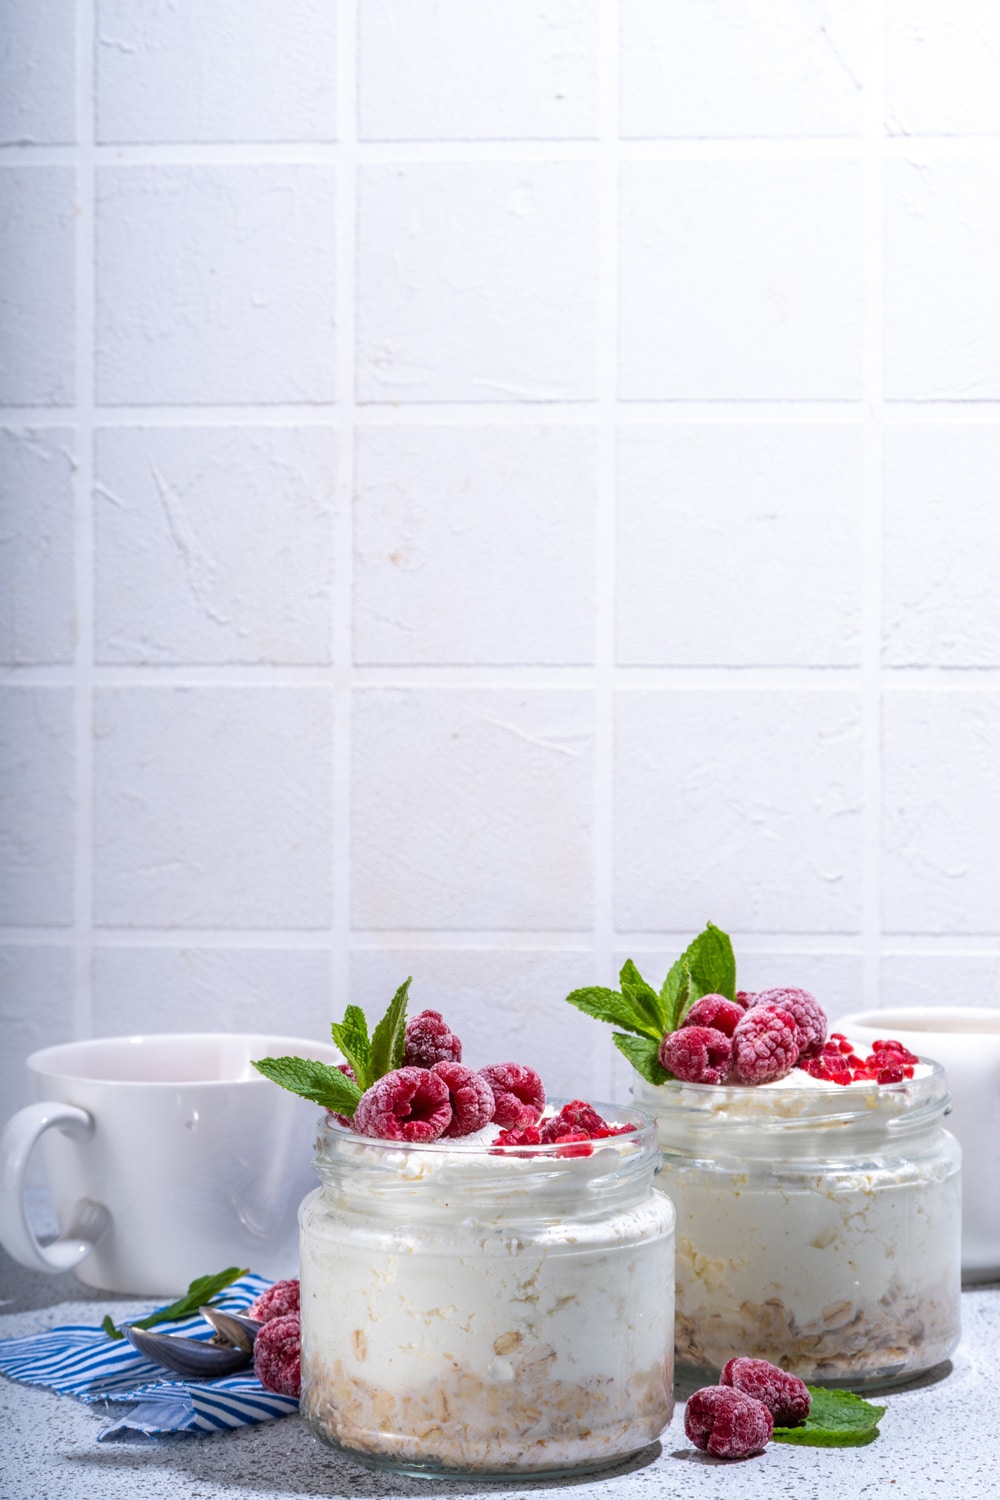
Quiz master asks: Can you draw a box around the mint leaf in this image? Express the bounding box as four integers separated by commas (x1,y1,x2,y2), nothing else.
331,1004,372,1091
613,1032,670,1086
681,922,736,1003
253,1054,362,1116
103,1265,247,1340
619,959,669,1035
565,984,663,1040
369,976,411,1082
772,1387,886,1447
669,964,695,1031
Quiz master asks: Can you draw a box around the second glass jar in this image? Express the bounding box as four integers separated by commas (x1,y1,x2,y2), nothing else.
633,1065,961,1389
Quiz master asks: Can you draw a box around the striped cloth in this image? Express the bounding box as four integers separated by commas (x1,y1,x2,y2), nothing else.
0,1272,299,1439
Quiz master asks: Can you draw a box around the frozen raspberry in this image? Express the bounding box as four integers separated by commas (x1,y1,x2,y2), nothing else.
734,991,755,1009
752,987,827,1059
684,1385,772,1459
353,1066,452,1143
403,1009,462,1069
682,995,745,1038
253,1311,300,1398
492,1124,542,1148
247,1278,300,1323
731,1006,799,1085
539,1099,608,1141
479,1063,545,1129
431,1060,495,1138
720,1357,811,1426
658,1026,732,1085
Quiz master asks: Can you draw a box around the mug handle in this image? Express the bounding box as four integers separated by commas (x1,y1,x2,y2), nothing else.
0,1102,112,1273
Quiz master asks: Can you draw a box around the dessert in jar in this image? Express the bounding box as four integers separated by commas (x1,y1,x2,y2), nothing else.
253,986,675,1479
565,924,963,1391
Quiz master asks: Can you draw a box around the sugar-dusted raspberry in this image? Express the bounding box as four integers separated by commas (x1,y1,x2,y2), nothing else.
734,991,755,1010
431,1060,495,1138
403,1009,462,1069
720,1356,811,1426
731,1006,799,1085
353,1066,452,1142
539,1099,608,1141
752,987,827,1059
492,1124,542,1148
253,1312,301,1398
479,1063,545,1130
684,1385,773,1459
247,1278,300,1323
682,995,745,1039
658,1026,732,1085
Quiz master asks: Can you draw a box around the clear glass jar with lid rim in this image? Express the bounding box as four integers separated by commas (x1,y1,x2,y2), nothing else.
298,1101,675,1479
633,1062,962,1390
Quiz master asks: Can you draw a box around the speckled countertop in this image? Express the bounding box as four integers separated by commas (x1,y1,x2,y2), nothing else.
1,1251,997,1500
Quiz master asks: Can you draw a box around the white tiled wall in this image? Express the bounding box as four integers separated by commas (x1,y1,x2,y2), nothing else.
3,0,1000,1114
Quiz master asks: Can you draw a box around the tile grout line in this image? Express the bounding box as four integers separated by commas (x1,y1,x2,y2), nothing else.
861,1,887,1011
71,0,96,1041
330,0,358,1017
592,0,620,1098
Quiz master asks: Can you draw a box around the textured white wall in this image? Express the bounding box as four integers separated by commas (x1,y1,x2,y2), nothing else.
3,0,1000,1115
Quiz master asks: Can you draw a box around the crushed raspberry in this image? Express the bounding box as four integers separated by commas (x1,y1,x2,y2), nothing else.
479,1063,545,1130
549,1129,594,1158
876,1063,905,1083
431,1060,495,1137
253,1311,301,1398
593,1122,636,1138
734,991,755,1009
659,1025,732,1084
403,1009,462,1069
247,1278,300,1323
720,1357,811,1426
872,1038,920,1064
539,1099,608,1141
682,995,745,1038
752,987,827,1058
353,1066,452,1142
492,1124,542,1147
684,1385,773,1459
731,1006,799,1085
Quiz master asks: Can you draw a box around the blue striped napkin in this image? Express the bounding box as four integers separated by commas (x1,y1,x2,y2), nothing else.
0,1272,299,1439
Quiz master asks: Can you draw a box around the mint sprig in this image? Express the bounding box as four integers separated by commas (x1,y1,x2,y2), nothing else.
102,1264,247,1341
564,923,737,1082
252,1054,363,1115
771,1387,887,1447
253,979,414,1117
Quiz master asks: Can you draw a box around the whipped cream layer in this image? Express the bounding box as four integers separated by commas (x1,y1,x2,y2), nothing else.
634,1053,962,1386
299,1114,675,1476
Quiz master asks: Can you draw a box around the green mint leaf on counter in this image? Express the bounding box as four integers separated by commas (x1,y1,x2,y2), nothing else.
771,1387,886,1447
565,983,663,1041
331,1005,372,1091
102,1265,247,1340
613,1032,671,1086
369,976,411,1081
252,1054,363,1116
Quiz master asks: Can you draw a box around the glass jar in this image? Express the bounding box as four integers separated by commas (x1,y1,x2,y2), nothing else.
633,1065,961,1390
298,1105,674,1479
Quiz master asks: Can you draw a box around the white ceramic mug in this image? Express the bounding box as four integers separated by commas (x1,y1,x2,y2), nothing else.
0,1033,336,1296
838,1006,1000,1283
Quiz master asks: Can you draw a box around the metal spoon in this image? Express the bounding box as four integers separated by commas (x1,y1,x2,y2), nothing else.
198,1305,264,1354
123,1322,252,1378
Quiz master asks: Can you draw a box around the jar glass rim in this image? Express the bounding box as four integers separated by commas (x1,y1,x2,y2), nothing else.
316,1097,657,1157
